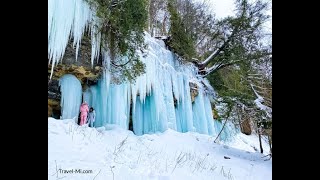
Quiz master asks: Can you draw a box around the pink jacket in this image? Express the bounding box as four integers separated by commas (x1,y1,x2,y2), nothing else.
80,103,89,114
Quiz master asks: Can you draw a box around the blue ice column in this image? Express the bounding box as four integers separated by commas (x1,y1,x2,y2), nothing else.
59,74,82,120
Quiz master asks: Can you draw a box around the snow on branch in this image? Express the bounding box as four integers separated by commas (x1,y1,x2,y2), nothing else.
250,83,272,118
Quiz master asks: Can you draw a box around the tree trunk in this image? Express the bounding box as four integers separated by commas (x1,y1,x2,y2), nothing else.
162,15,167,35
214,118,229,143
198,39,231,70
238,117,243,132
268,135,272,156
237,107,243,132
258,132,263,154
197,27,239,70
201,60,243,77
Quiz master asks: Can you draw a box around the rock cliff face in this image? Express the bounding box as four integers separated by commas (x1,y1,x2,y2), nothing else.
48,37,103,118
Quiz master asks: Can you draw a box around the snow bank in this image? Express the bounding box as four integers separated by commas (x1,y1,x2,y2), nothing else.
48,118,271,180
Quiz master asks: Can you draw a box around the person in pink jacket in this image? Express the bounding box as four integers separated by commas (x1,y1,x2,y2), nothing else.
79,101,89,126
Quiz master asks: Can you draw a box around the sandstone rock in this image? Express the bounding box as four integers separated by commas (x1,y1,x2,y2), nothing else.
241,118,252,135
48,38,104,118
48,99,60,118
189,82,198,103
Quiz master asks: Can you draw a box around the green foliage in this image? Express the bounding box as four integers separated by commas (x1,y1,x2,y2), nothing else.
118,58,146,83
208,67,255,104
86,0,148,83
202,0,271,120
258,120,272,129
167,0,196,61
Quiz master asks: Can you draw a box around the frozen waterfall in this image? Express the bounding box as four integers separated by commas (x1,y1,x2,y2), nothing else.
50,0,237,141
59,74,82,120
80,34,235,141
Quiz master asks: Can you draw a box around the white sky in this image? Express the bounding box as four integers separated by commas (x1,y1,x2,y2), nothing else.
203,0,272,41
206,0,236,19
196,0,271,30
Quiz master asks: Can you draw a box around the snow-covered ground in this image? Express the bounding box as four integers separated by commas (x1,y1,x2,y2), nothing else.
48,118,271,180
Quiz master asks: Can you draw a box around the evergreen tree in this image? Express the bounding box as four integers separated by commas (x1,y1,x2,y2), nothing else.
167,0,196,61
86,0,148,83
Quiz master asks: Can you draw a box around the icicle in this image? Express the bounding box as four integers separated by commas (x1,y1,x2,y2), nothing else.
90,15,102,66
48,0,101,78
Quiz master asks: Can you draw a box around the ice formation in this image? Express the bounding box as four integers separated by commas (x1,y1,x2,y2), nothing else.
59,74,82,120
48,0,100,78
79,34,234,141
51,0,236,141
